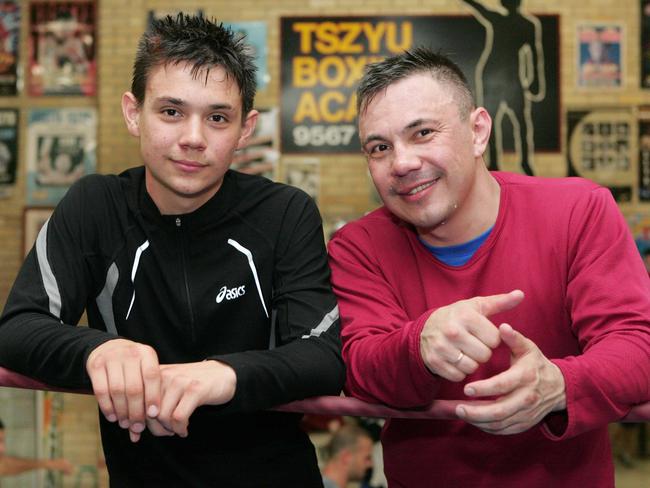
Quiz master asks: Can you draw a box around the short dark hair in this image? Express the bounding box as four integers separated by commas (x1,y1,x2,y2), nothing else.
356,47,474,120
131,13,257,119
325,423,372,460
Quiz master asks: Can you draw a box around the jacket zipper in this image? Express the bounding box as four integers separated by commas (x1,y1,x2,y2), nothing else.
176,217,195,341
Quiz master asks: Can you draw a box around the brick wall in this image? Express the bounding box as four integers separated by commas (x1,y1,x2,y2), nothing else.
0,1,648,486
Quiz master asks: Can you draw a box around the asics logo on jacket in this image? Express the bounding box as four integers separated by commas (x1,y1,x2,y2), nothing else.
216,285,246,303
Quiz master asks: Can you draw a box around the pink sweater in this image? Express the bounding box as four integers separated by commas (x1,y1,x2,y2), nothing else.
328,172,650,488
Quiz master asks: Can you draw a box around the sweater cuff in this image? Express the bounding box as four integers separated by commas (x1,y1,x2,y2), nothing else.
407,311,441,399
541,358,574,440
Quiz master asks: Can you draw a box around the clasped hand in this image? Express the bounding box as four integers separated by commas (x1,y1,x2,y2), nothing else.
420,290,566,435
86,339,236,442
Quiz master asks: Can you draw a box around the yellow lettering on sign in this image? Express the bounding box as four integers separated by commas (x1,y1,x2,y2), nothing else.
363,22,386,53
293,57,318,87
319,56,347,88
314,22,341,55
294,92,320,123
386,22,412,53
293,22,318,53
320,91,346,122
338,22,364,54
292,20,413,55
294,91,359,124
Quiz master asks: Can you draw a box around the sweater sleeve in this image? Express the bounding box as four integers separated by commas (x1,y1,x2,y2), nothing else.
210,193,345,412
544,187,650,440
327,223,440,409
0,177,119,389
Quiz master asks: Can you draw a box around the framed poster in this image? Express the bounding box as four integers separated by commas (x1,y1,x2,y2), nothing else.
0,108,18,187
642,0,650,88
639,106,650,201
280,14,560,159
626,212,650,260
566,108,633,202
577,23,622,88
0,0,20,95
26,107,96,205
283,159,320,203
23,206,53,256
28,1,97,96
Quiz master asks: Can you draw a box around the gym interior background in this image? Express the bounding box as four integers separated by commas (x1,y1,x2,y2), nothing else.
0,0,648,486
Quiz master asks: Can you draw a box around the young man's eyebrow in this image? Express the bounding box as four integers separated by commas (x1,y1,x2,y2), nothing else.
153,97,235,112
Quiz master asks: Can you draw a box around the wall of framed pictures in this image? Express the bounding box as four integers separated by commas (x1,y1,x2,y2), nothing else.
0,1,649,486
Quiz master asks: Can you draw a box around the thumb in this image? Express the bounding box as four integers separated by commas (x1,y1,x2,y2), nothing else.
475,289,524,317
499,323,534,358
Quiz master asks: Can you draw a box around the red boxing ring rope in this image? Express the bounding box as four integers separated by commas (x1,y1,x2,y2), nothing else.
1,366,648,421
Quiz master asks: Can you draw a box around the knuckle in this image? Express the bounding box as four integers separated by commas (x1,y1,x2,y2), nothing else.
442,324,461,340
450,371,466,382
126,343,142,358
142,367,160,381
188,379,202,392
171,411,186,424
141,344,158,359
524,392,539,406
492,407,506,420
465,363,479,375
522,369,537,383
125,384,143,397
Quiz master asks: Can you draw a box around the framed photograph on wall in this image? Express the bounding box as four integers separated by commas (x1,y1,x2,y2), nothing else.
28,0,97,96
26,107,96,206
577,23,623,88
0,0,21,95
566,108,634,202
23,206,54,256
283,158,320,203
0,108,19,188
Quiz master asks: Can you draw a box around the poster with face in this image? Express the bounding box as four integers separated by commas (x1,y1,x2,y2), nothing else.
577,23,622,88
0,1,20,95
26,108,96,205
0,108,18,191
28,1,96,96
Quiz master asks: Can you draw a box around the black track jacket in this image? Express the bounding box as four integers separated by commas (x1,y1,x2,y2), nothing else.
0,167,345,487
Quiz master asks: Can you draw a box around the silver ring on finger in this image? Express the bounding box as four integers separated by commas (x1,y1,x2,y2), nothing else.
451,351,464,365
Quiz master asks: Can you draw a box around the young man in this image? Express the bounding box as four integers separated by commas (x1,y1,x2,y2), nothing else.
0,419,73,478
0,14,344,487
320,423,374,488
328,48,650,487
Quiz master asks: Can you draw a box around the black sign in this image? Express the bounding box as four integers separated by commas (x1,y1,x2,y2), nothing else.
280,15,559,156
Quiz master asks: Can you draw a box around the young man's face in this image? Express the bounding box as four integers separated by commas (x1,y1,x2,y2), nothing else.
122,62,257,214
359,73,485,240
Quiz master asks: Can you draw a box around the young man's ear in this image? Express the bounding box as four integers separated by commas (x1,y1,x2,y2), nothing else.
470,107,492,158
121,92,141,137
236,110,259,150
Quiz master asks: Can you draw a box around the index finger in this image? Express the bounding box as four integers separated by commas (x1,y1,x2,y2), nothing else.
464,366,519,398
473,290,524,318
140,346,161,419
